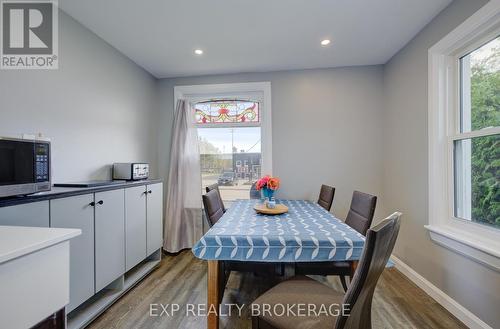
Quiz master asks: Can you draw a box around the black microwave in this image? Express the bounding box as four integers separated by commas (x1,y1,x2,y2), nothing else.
0,137,51,197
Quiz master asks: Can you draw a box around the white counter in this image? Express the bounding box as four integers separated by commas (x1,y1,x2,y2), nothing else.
0,225,80,264
0,225,81,329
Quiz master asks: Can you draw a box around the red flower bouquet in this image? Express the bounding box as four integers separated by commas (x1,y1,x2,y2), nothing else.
256,175,280,199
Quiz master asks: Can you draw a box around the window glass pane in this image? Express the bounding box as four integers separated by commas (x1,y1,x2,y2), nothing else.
460,36,500,133
198,127,261,206
454,134,499,228
195,101,259,124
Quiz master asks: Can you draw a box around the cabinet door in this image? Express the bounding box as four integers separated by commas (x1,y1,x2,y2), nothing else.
50,194,94,312
146,183,163,255
94,189,125,292
125,186,147,271
0,201,49,227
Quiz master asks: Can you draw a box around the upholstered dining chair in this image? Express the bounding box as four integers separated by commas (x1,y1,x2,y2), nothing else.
206,183,226,213
250,181,261,199
345,191,377,236
251,212,402,329
202,189,225,228
296,191,378,291
317,184,335,211
202,189,283,302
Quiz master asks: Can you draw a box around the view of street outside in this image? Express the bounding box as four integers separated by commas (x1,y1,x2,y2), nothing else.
201,173,253,206
198,126,262,206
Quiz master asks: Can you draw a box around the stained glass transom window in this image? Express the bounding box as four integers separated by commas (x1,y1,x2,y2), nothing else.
195,101,259,124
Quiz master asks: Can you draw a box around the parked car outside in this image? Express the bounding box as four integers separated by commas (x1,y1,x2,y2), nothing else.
218,172,236,186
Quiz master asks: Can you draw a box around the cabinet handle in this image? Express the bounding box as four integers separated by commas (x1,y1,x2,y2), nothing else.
97,200,104,205
148,190,152,194
89,201,95,207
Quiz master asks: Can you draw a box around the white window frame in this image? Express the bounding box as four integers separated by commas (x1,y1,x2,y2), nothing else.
174,82,273,175
427,1,500,272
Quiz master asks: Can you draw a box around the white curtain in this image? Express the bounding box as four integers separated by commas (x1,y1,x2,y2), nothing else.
164,99,203,252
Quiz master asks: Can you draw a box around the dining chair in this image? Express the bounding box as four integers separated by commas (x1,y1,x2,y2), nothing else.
318,184,335,211
296,190,377,291
345,191,377,236
202,189,284,303
206,183,226,213
250,181,261,199
251,212,402,329
202,189,225,227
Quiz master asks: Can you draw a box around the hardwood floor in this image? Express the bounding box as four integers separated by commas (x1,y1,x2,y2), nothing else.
88,251,467,329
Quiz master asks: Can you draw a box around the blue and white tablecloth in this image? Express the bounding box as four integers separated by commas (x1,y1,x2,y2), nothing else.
192,199,365,263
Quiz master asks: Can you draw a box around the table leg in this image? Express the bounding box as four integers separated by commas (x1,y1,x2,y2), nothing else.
207,260,220,329
349,260,359,278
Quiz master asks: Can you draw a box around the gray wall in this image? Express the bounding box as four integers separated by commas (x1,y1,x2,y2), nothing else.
0,11,158,183
383,0,499,327
157,67,386,221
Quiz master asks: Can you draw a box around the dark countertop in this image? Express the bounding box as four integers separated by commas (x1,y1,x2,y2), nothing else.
0,179,163,208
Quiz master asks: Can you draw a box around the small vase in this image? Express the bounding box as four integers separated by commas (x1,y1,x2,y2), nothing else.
262,188,274,200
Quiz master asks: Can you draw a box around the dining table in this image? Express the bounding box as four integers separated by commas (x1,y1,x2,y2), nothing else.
192,199,366,329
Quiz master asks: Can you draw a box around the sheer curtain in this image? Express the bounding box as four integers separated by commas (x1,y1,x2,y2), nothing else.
164,99,203,252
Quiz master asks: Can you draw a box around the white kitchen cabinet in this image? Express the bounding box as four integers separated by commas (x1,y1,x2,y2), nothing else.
146,183,163,255
0,181,163,326
50,194,95,312
125,186,147,271
94,189,125,292
0,226,80,329
0,201,49,227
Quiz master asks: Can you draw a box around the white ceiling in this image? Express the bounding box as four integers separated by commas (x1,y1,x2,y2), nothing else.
60,0,453,78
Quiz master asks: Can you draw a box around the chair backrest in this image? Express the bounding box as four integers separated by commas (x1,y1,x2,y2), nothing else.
202,189,225,227
334,212,402,329
345,191,377,235
250,182,261,199
317,184,335,211
206,183,226,212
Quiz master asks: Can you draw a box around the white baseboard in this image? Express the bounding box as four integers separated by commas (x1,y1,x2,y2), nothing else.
390,256,492,329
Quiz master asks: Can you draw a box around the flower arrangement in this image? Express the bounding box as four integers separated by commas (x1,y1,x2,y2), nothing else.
255,175,280,199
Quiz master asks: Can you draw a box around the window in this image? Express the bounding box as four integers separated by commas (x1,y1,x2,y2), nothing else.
197,125,261,204
195,101,259,124
427,2,500,271
175,81,272,207
454,37,500,228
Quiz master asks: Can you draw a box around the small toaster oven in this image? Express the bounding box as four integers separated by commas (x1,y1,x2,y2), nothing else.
113,163,149,181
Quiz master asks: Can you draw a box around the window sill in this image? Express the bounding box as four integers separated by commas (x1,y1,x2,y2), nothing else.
425,224,500,272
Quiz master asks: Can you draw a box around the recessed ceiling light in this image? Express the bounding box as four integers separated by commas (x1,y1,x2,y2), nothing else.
194,49,203,55
321,39,331,46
